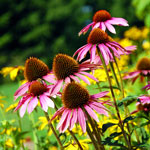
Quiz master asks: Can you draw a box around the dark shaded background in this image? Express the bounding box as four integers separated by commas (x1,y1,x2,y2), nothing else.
0,0,145,71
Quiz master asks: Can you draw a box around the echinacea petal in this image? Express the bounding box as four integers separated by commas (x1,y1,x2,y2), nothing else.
57,109,69,130
61,109,72,133
19,98,30,117
123,71,140,79
89,103,108,116
105,22,116,34
40,95,48,112
14,82,30,100
51,107,65,121
79,71,98,82
90,91,109,99
77,107,86,133
27,97,38,114
74,73,90,85
100,22,106,31
50,80,63,95
70,75,80,83
90,45,96,63
42,74,56,84
111,17,129,26
73,44,88,57
84,105,99,122
70,109,78,130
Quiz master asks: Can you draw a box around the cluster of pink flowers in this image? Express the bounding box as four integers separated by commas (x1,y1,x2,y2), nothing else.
14,9,138,134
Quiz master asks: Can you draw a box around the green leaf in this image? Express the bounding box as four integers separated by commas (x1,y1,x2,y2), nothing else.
102,122,117,133
123,116,135,124
117,95,137,107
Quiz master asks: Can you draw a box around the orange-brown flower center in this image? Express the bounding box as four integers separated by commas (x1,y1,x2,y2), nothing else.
87,28,109,44
93,10,111,22
29,81,47,96
62,82,90,108
136,57,150,71
52,54,79,80
24,57,49,82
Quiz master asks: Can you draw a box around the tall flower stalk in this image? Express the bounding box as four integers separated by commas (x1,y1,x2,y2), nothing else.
97,49,132,149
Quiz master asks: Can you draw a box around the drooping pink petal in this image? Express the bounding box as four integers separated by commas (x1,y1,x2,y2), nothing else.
50,80,63,95
57,109,69,130
100,22,106,31
89,103,108,116
27,96,38,114
42,74,56,84
77,44,92,61
51,107,65,121
78,22,95,36
19,98,30,117
98,44,109,65
40,95,48,112
79,71,98,82
73,44,88,57
70,75,80,83
105,22,116,34
14,94,31,111
14,82,30,100
106,43,120,58
93,22,100,29
106,17,128,26
90,91,109,99
90,45,96,63
84,105,99,122
61,109,72,133
123,71,140,79
77,107,86,133
102,44,113,61
74,73,90,85
70,109,77,130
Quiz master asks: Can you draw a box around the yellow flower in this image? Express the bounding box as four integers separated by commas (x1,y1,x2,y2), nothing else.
124,26,142,41
118,38,133,47
0,66,24,80
0,96,6,108
5,102,18,112
64,139,90,150
141,27,149,39
5,138,14,148
38,116,52,136
142,40,150,50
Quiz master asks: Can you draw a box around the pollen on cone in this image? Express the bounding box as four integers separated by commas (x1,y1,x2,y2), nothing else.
52,54,79,80
93,10,111,22
62,82,90,108
87,28,109,44
29,81,47,96
24,57,49,81
136,57,150,70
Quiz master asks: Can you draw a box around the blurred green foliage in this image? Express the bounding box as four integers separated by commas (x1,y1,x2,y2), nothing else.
132,0,150,27
0,0,144,71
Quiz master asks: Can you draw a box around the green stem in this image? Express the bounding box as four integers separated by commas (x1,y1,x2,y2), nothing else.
17,111,25,150
29,113,39,150
96,82,102,92
111,53,124,98
97,49,132,149
69,130,83,150
0,106,5,120
109,62,121,90
83,107,104,150
44,112,64,150
86,122,99,150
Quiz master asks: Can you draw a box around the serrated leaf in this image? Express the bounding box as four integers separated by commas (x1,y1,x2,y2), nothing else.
102,122,117,133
